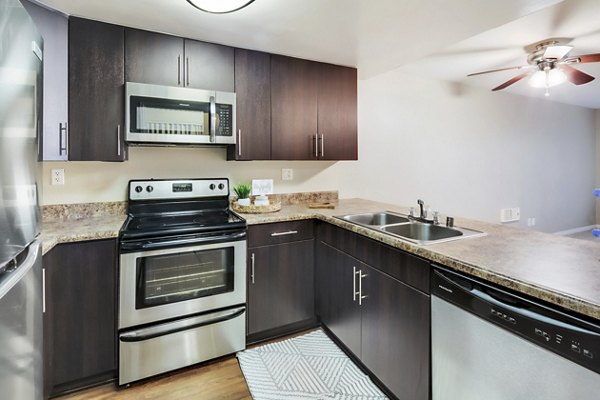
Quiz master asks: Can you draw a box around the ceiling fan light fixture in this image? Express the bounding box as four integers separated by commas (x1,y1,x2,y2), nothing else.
186,0,255,14
528,68,566,88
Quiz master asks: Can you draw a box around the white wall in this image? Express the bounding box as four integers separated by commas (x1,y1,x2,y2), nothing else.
42,68,597,233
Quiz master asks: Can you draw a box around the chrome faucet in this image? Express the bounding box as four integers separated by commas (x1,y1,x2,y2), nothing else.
417,199,425,220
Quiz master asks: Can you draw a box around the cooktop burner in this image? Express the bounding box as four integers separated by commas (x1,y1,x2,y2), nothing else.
120,179,246,241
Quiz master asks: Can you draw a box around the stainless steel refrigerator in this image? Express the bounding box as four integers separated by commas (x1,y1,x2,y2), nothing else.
0,0,43,398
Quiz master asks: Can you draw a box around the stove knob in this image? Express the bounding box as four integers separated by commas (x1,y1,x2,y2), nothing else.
209,184,216,190
218,183,225,190
135,185,143,193
146,185,154,193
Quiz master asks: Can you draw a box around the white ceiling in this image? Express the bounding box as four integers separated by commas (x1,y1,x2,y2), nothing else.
33,0,600,108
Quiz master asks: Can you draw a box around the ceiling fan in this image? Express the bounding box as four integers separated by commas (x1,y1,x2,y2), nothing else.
467,40,600,94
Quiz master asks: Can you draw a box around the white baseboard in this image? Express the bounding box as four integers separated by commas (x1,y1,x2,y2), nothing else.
553,225,598,236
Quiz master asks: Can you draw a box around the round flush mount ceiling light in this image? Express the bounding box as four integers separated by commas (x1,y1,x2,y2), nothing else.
186,0,255,14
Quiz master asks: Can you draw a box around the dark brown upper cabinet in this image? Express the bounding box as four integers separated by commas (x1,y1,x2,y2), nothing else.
271,55,357,160
125,28,234,91
317,63,358,160
271,55,319,160
69,17,126,161
227,49,271,160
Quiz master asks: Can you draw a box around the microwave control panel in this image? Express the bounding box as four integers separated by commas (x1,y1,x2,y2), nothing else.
216,104,232,137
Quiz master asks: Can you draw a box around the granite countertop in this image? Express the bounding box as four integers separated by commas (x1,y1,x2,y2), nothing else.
41,198,600,321
241,198,600,321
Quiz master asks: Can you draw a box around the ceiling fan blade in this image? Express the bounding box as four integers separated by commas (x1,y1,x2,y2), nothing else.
561,65,595,85
467,65,529,77
563,53,600,64
491,71,530,91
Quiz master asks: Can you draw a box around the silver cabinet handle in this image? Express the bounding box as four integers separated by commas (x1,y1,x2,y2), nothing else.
177,55,181,85
250,253,255,284
209,95,216,143
117,124,121,156
238,129,242,157
320,133,324,158
314,134,318,158
59,122,68,155
353,266,356,301
186,57,190,86
42,268,46,314
359,271,367,306
271,230,298,237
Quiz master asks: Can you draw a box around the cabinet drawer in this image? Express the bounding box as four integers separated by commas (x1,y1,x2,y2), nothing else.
248,220,314,247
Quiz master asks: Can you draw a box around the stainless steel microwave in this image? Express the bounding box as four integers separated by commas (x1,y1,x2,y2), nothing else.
125,82,236,146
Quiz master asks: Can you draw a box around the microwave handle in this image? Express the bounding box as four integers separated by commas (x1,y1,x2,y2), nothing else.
210,95,216,143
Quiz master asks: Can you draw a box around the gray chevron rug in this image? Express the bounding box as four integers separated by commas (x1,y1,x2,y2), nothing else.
237,329,388,400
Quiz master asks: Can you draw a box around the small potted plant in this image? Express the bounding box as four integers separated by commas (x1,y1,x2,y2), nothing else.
233,183,252,206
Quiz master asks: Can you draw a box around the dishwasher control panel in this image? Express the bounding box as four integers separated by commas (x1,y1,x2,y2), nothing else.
432,266,600,375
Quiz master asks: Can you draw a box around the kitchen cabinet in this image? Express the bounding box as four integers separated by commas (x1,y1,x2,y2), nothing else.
271,55,318,160
69,17,126,161
315,241,363,356
43,239,117,398
271,56,357,160
227,48,271,160
316,223,430,400
22,0,69,161
247,221,316,341
125,28,234,91
317,63,358,160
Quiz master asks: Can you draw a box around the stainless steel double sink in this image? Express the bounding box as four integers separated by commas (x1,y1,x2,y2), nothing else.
336,211,485,245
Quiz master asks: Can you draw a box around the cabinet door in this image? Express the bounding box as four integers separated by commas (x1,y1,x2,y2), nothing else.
271,55,318,160
184,39,234,91
317,63,357,160
247,240,314,335
361,265,430,400
315,242,362,357
43,239,117,397
22,0,68,161
69,18,126,161
228,48,271,160
125,28,183,86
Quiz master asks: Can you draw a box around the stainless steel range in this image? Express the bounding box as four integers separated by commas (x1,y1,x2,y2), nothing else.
118,178,246,385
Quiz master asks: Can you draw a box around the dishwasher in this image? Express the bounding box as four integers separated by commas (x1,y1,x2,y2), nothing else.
431,265,600,400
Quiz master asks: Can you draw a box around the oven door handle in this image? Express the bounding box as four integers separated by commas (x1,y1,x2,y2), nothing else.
119,306,245,343
121,231,247,251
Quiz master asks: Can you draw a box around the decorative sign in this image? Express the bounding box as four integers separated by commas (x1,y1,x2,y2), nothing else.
252,179,274,195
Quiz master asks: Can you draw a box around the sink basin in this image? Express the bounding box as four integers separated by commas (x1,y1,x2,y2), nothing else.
382,223,462,242
336,211,486,245
340,212,409,226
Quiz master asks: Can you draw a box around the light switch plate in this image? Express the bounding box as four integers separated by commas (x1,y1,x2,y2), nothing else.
500,207,520,223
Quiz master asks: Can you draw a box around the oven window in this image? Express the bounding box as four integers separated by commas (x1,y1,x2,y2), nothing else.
135,247,234,309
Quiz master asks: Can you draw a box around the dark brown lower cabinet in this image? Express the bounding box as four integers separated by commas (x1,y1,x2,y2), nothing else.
316,229,430,400
43,239,117,398
361,264,430,400
315,241,362,356
247,239,315,339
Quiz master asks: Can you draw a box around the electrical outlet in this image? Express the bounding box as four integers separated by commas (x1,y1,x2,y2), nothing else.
51,169,64,185
281,168,294,181
527,217,536,227
500,207,520,223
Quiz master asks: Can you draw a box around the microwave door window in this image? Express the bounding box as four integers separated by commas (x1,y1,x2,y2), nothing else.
131,96,210,137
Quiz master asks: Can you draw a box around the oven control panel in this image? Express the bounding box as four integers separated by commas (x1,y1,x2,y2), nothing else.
129,179,229,200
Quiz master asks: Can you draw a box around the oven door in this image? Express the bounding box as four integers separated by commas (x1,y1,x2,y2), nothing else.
119,239,246,330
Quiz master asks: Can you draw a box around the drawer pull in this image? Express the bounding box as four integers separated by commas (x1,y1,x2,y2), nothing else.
271,230,298,237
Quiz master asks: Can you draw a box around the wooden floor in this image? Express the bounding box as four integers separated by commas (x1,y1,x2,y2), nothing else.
56,355,252,400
